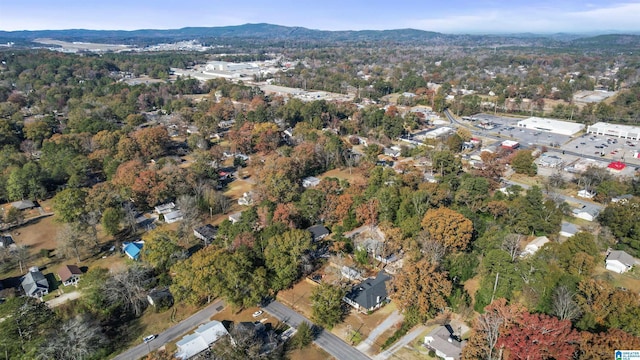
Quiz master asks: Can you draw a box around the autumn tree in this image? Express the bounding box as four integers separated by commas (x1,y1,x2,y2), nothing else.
130,126,170,160
421,207,473,252
310,283,346,329
356,198,380,230
496,312,578,360
391,258,452,319
577,328,640,360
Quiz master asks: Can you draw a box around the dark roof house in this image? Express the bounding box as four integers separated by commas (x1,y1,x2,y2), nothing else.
0,234,14,248
58,264,82,286
307,225,330,242
21,268,49,298
343,271,391,312
194,224,218,244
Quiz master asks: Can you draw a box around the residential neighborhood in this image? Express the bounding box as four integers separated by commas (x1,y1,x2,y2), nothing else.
1,6,640,360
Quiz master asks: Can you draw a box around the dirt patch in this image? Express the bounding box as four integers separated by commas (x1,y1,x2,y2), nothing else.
464,276,481,305
289,344,332,360
331,302,398,347
321,168,366,185
10,215,60,254
224,179,254,201
276,279,320,319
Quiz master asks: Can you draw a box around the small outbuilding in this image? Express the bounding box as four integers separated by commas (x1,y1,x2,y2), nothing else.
123,241,144,261
11,200,35,210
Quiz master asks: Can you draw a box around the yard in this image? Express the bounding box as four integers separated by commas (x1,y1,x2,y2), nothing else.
276,278,319,319
332,301,398,349
321,168,366,185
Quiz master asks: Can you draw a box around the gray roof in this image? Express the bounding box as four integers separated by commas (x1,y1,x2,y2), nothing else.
0,235,14,247
11,200,35,210
194,224,218,240
573,205,600,217
561,221,578,235
607,250,638,267
307,225,330,241
425,325,466,359
346,271,390,310
21,270,49,297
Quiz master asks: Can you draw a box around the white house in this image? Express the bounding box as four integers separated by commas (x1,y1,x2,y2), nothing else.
228,212,242,224
154,202,176,215
302,176,321,188
572,206,600,222
175,320,229,360
522,236,550,257
605,250,638,274
164,210,184,224
577,189,596,199
238,192,254,206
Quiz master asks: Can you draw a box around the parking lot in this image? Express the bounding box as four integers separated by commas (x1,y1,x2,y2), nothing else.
562,134,640,166
467,113,571,148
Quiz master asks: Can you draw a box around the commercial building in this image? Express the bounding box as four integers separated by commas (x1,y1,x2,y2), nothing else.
517,117,585,136
500,140,520,150
586,122,640,140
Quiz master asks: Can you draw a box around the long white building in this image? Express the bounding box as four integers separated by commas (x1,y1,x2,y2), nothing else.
586,122,640,140
517,117,585,136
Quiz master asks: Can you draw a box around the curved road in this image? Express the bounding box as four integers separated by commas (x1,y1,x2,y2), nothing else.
264,300,371,360
112,299,225,360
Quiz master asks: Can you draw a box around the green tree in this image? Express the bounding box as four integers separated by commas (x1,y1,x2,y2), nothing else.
142,229,185,272
101,207,123,236
52,188,88,223
310,283,346,329
510,150,537,176
291,321,314,349
264,229,314,291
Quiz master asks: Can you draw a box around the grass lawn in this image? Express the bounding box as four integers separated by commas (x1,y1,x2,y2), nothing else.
276,279,319,319
289,344,332,360
331,302,398,346
321,168,366,185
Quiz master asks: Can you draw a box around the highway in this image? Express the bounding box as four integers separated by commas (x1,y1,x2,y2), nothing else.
112,299,225,360
263,300,371,360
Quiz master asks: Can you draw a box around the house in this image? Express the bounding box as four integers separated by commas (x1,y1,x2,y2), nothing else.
383,147,401,158
611,194,634,204
302,176,321,188
424,325,467,360
605,250,638,274
147,288,174,308
194,224,218,244
572,205,600,222
58,264,82,286
123,241,144,260
11,200,35,210
154,202,176,215
175,320,230,360
0,234,14,248
343,271,391,313
228,212,242,224
164,210,184,224
307,225,330,242
238,192,254,206
560,222,578,238
521,236,549,257
21,267,49,298
577,189,596,199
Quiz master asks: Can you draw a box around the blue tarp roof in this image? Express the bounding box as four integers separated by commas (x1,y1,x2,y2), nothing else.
123,242,143,260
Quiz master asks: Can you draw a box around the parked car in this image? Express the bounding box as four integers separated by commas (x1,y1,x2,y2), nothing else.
252,310,264,318
143,335,156,343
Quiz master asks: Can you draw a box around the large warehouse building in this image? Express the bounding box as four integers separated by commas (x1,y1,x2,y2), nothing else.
586,122,640,140
517,117,585,136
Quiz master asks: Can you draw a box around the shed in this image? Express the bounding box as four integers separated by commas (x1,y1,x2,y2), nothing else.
0,234,14,248
11,200,35,210
123,241,144,260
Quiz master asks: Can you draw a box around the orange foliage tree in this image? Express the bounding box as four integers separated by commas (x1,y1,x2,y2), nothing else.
421,207,473,251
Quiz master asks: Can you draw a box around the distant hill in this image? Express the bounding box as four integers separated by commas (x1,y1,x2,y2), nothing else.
0,23,637,49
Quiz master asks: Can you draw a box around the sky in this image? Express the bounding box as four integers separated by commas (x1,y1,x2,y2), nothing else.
1,0,640,34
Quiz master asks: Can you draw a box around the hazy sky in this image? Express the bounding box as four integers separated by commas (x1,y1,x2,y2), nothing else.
1,0,639,34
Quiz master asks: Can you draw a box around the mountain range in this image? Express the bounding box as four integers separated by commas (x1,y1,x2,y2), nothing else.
0,23,639,49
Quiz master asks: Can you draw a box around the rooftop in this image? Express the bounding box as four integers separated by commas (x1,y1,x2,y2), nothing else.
345,271,391,309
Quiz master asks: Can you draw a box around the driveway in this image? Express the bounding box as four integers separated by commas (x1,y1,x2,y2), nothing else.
45,290,81,308
111,299,225,360
356,310,403,354
264,300,371,360
373,325,427,360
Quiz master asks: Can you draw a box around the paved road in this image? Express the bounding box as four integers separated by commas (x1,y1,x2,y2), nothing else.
356,310,403,354
501,179,604,210
264,300,371,360
373,325,427,360
112,299,225,360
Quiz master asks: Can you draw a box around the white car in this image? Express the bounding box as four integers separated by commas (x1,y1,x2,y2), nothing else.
143,335,156,343
252,310,264,318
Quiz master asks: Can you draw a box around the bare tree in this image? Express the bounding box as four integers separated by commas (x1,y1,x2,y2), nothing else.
421,238,446,264
502,234,522,262
552,285,581,321
56,224,88,263
176,194,200,237
123,202,138,233
213,192,232,214
11,245,30,273
476,311,504,360
38,314,106,360
104,266,152,317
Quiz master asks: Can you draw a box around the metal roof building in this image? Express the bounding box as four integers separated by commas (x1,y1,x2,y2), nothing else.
517,117,585,136
587,122,640,140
